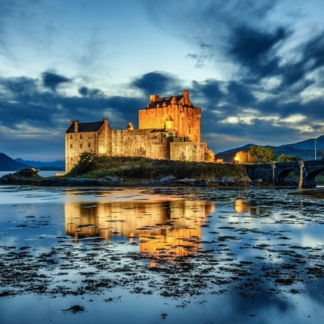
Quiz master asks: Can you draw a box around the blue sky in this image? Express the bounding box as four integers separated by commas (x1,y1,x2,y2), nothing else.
0,0,324,161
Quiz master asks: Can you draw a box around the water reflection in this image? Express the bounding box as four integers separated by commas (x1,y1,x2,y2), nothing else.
65,200,215,262
234,198,266,216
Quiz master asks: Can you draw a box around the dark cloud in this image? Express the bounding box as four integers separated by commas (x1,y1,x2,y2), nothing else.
190,79,224,107
280,33,324,88
78,86,103,97
228,26,288,78
132,71,181,97
42,71,71,92
0,72,148,141
3,76,38,97
227,81,255,106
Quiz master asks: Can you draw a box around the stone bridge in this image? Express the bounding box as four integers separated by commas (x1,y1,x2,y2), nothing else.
246,160,324,188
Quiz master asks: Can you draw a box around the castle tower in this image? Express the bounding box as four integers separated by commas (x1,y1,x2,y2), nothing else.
138,90,201,142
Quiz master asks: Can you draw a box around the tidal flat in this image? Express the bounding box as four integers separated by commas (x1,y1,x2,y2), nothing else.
0,185,324,324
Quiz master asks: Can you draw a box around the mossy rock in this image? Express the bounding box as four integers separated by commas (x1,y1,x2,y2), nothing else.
15,168,39,177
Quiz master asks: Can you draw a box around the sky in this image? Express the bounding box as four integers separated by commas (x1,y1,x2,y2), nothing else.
0,0,324,161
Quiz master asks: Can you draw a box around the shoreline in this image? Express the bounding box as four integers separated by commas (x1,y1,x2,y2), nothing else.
0,175,297,188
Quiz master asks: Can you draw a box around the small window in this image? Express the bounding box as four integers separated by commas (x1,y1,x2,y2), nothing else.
71,157,73,161
70,144,73,148
70,135,73,139
88,143,91,148
80,134,83,139
80,144,83,149
88,134,91,138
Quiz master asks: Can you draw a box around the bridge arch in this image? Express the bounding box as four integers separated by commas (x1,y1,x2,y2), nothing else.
277,168,299,183
302,166,324,188
246,160,324,188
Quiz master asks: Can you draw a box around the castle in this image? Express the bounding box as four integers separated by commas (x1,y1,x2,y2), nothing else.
65,90,208,173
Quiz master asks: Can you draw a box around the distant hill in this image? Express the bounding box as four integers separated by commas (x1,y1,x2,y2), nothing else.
0,153,31,171
15,158,65,171
216,136,324,162
280,135,324,151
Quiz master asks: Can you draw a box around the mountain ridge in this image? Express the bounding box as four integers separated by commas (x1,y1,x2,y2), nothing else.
0,153,31,171
15,158,65,170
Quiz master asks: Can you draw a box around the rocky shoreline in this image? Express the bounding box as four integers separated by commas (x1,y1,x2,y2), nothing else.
0,168,262,187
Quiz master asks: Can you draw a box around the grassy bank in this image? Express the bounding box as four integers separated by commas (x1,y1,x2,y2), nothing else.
67,153,248,180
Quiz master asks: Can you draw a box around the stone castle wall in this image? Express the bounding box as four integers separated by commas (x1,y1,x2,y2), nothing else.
109,129,171,159
170,142,206,162
65,131,98,172
65,127,172,172
139,106,201,142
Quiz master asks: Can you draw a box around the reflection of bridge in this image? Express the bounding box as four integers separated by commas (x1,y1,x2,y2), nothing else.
246,160,324,188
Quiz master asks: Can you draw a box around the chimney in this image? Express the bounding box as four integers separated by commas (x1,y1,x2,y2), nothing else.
103,118,108,125
127,122,134,131
70,120,79,132
150,94,159,102
182,90,189,105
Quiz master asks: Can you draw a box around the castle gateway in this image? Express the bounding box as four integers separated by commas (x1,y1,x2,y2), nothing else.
65,90,208,173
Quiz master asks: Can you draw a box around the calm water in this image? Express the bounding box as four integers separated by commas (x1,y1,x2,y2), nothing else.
0,185,324,324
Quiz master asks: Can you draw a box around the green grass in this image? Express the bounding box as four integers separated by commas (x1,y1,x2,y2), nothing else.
67,153,248,180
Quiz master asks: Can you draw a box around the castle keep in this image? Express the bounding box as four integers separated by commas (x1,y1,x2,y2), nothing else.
65,90,207,173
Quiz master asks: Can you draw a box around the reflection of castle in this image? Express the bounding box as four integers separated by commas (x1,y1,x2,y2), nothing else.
65,91,208,173
65,200,215,261
234,199,266,215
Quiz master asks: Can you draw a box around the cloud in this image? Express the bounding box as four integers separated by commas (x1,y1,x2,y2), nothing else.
228,26,288,78
132,71,181,97
42,71,71,92
78,86,103,97
227,81,256,106
280,33,324,89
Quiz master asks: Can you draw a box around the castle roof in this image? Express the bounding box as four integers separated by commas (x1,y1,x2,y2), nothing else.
147,95,194,109
66,121,104,133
